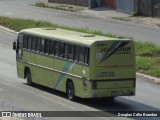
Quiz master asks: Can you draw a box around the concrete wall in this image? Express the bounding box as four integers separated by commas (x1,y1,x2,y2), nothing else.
48,0,89,7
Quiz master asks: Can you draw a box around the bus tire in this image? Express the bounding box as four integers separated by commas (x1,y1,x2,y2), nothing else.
66,81,75,101
26,69,32,85
107,97,115,100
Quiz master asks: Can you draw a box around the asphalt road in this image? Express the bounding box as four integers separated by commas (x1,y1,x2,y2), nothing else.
0,0,160,44
0,27,160,120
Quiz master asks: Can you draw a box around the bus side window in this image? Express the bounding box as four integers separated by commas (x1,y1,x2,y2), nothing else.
79,46,85,63
23,34,28,49
49,40,55,55
45,39,50,54
40,38,45,53
31,36,36,51
55,41,59,57
36,37,41,52
27,35,32,50
85,47,89,65
58,42,64,58
64,43,68,59
68,44,74,60
74,45,79,62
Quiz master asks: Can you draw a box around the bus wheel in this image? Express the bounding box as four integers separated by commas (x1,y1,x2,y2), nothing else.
66,81,75,101
26,70,32,85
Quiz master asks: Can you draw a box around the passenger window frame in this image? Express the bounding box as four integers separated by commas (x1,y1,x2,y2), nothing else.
58,42,65,58
68,44,74,61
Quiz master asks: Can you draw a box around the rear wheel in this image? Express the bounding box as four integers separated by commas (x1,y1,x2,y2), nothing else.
107,97,115,100
26,70,33,85
66,81,75,101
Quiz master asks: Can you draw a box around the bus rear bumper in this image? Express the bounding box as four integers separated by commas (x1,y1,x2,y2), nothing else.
90,88,135,98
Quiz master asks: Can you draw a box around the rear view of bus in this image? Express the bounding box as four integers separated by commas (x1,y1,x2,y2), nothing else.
89,39,136,98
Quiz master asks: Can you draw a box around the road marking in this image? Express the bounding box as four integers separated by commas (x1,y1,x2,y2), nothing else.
84,106,98,111
36,93,76,110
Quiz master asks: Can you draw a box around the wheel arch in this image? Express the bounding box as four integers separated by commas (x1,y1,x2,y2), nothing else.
66,78,74,91
24,67,30,79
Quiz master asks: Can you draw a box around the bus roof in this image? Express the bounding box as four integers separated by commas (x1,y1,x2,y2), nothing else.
20,28,130,46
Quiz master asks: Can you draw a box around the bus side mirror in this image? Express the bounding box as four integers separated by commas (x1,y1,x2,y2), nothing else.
13,41,16,50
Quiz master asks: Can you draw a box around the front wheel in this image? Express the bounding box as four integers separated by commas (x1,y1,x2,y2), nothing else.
66,81,75,101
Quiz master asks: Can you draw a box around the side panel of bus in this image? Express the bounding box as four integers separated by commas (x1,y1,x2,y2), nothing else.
17,36,90,98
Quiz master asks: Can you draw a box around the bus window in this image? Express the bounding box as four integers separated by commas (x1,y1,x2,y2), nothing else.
55,41,59,56
36,37,41,52
27,36,32,50
64,43,68,59
45,39,50,54
85,47,89,64
23,35,28,49
79,46,85,63
58,42,64,58
68,44,74,60
40,38,45,53
49,40,55,55
31,36,36,51
74,45,79,62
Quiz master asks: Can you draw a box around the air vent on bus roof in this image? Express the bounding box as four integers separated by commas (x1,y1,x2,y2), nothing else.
80,34,95,37
42,28,56,30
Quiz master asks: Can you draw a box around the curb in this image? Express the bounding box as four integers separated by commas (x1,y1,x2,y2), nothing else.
0,26,18,35
136,73,160,84
0,26,160,85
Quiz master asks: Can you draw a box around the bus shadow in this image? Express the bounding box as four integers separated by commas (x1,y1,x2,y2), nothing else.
75,98,160,120
24,83,67,98
24,83,160,119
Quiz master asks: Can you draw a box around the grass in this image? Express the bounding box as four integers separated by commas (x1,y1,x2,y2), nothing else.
135,42,160,77
0,16,54,31
0,16,160,78
0,16,116,38
34,2,85,12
